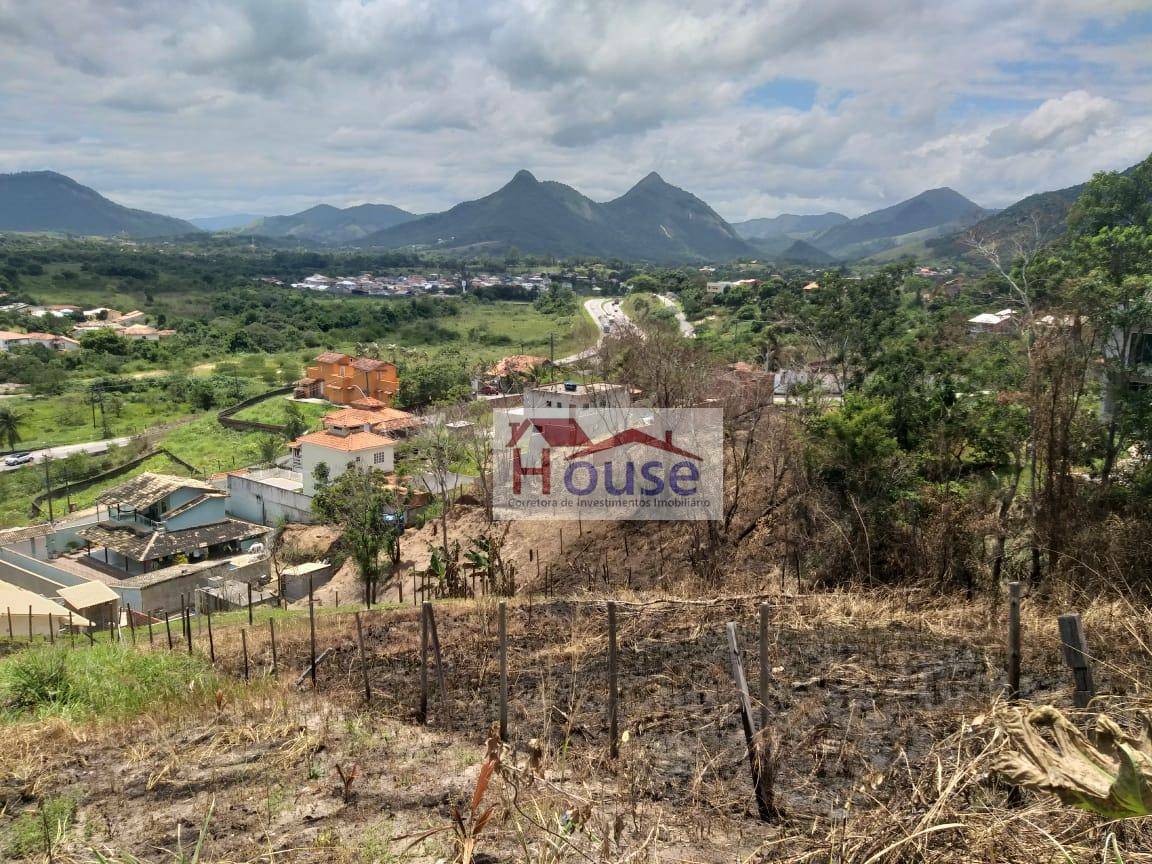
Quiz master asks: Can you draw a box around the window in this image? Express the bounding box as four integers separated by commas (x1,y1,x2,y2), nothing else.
374,451,389,464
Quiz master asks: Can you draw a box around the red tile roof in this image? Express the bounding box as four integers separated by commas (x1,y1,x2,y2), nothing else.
291,430,396,452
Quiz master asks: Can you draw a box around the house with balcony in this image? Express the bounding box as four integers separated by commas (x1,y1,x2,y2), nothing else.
294,352,399,406
74,473,267,577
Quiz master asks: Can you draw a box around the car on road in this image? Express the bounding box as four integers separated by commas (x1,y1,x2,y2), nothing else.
3,452,34,466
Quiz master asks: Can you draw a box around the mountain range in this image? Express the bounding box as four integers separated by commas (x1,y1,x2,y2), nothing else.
806,187,990,260
355,170,751,263
0,171,199,238
240,203,417,244
2,158,1146,263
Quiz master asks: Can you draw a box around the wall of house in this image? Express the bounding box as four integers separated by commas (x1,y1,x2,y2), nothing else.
299,444,393,496
226,473,315,525
164,496,227,531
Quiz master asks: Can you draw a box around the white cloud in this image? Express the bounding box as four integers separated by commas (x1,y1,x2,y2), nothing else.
984,90,1121,156
0,0,1147,220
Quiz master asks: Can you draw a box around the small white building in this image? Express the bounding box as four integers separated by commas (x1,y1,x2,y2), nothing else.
523,381,631,418
290,409,398,495
967,309,1017,335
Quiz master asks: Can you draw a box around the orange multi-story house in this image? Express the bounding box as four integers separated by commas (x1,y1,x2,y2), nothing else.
295,352,399,407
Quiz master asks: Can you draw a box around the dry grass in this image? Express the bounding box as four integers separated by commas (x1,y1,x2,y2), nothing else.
2,581,1152,862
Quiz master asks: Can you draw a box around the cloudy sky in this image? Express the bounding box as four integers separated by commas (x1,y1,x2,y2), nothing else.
1,0,1150,222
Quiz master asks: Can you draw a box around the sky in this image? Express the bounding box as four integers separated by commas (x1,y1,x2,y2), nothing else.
1,0,1150,222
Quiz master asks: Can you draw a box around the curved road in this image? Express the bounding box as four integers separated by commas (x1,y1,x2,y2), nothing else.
655,293,696,337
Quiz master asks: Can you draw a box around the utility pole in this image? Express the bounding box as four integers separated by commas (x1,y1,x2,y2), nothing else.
549,332,555,381
43,455,54,522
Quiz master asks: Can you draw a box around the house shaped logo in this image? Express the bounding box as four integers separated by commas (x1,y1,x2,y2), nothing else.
494,406,723,521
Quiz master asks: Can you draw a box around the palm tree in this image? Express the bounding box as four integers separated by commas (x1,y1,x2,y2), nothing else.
0,406,23,451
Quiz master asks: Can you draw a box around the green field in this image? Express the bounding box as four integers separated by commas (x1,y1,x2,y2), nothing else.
232,395,329,427
0,392,197,452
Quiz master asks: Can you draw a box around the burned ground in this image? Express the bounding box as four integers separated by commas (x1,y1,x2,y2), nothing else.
4,582,1151,862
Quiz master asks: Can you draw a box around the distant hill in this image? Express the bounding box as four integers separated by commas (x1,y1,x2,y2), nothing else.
929,153,1151,259
244,203,417,244
778,239,838,265
811,188,988,260
359,170,753,263
600,172,752,261
0,171,200,238
733,212,848,241
191,213,266,231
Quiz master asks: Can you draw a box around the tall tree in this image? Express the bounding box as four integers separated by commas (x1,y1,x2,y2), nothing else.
312,466,407,606
0,406,23,451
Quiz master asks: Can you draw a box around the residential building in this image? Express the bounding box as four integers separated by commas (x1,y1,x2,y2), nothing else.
289,417,397,496
0,330,80,352
522,381,631,418
0,580,91,637
75,473,267,577
967,309,1017,335
294,352,399,406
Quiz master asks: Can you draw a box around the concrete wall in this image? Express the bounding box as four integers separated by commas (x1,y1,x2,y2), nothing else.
227,472,316,525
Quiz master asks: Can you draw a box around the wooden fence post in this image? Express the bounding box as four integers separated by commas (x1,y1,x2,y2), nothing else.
48,612,54,645
164,609,173,650
247,582,254,626
68,611,74,648
1058,613,1095,709
126,604,136,646
1008,582,1022,701
498,601,508,742
426,602,449,724
147,612,154,648
355,611,371,705
308,575,317,689
559,528,564,554
206,605,215,663
269,618,278,676
759,602,771,730
184,603,192,655
607,601,619,759
28,605,33,641
6,606,12,639
419,602,429,724
726,622,776,821
241,629,250,682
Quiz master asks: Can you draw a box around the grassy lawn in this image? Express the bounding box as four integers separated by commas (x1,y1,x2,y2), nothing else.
160,414,280,476
232,395,329,428
439,300,598,362
1,392,199,452
0,642,220,722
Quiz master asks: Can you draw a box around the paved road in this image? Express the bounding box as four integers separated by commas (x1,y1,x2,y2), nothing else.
1,436,134,472
557,297,635,364
655,293,696,337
